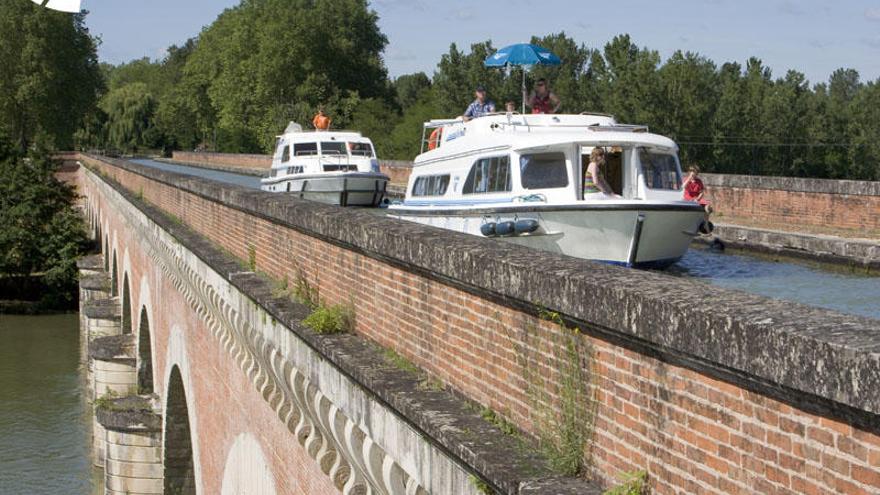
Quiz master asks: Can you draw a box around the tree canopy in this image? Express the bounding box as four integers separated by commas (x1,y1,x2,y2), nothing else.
0,135,88,308
0,0,102,152
80,3,880,180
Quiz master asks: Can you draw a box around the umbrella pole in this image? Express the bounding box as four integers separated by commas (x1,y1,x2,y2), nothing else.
521,68,526,114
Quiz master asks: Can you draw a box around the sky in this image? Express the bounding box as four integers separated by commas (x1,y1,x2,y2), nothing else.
84,0,880,86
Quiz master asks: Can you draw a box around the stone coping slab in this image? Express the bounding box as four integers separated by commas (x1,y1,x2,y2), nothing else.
96,396,161,432
703,172,880,196
79,273,111,291
711,224,880,269
83,298,121,320
82,154,880,423
89,334,136,361
77,254,104,270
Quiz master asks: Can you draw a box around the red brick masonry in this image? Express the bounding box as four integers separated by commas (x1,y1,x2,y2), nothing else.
78,155,880,494
702,174,880,235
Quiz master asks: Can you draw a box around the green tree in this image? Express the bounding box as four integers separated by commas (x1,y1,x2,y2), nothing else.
656,50,718,166
100,82,158,153
0,0,102,151
0,136,88,308
595,35,662,125
393,72,431,112
180,0,390,153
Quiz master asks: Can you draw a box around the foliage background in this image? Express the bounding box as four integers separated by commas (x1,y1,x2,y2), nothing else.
67,1,880,180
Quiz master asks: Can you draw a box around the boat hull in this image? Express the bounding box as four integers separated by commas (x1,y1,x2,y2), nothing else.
386,203,705,268
261,173,388,207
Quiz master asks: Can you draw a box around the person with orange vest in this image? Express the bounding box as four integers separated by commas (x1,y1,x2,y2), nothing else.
313,107,331,131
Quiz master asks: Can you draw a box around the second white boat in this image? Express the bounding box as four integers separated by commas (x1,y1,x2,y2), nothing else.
261,122,389,207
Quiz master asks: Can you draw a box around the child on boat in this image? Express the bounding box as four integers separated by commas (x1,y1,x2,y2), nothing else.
682,165,712,213
682,164,714,233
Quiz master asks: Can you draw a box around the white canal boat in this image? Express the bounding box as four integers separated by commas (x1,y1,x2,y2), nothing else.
386,113,705,268
261,122,388,206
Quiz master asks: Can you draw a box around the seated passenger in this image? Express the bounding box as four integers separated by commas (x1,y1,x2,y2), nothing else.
525,78,561,114
462,86,495,121
583,147,620,198
505,100,517,113
312,107,331,131
682,165,713,214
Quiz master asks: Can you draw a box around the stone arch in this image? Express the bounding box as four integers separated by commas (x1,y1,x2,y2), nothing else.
94,223,102,253
164,365,197,495
104,234,110,271
221,433,277,495
111,250,118,296
137,307,154,394
121,273,132,334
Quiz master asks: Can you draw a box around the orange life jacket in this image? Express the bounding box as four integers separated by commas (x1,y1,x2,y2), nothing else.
428,128,442,150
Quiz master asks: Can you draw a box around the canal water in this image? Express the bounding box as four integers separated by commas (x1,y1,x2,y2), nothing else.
0,313,101,495
130,158,880,321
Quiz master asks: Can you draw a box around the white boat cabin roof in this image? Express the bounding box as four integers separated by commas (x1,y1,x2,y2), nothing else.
275,121,371,145
416,113,677,165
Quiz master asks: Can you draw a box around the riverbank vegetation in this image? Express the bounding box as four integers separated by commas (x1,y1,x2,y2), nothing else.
0,136,90,311
76,1,880,180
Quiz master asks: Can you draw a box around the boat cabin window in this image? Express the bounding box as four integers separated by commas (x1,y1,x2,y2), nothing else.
349,142,373,157
640,149,681,190
294,142,318,156
280,144,290,163
323,164,358,172
463,156,511,194
520,152,569,189
287,166,303,175
321,142,347,156
411,175,450,197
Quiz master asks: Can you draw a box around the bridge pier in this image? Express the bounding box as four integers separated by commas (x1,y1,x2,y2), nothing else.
96,396,163,495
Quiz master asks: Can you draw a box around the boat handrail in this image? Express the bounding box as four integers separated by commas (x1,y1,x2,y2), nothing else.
588,124,649,133
578,111,616,118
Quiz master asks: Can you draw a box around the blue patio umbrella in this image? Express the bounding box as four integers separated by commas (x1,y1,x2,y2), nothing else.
484,43,562,113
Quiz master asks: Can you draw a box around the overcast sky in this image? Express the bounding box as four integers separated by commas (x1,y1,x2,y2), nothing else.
85,0,880,86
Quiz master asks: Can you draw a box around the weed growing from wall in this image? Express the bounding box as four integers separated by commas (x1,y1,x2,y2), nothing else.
292,267,320,310
383,348,419,373
303,303,355,334
513,308,597,476
603,470,647,495
246,244,257,271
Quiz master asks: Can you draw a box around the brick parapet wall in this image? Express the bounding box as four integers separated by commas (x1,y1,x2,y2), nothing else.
78,154,880,494
171,151,272,171
702,174,880,234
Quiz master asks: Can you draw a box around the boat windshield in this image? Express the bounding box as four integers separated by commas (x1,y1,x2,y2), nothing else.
294,142,318,156
349,142,373,157
520,152,569,189
640,149,681,190
321,142,347,156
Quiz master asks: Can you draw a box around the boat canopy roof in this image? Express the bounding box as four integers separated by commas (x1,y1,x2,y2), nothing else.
276,121,369,142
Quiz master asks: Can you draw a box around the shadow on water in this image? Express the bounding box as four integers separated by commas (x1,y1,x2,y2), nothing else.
0,313,102,495
665,244,880,321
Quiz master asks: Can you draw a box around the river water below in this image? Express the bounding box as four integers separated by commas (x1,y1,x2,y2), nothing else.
0,313,101,495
